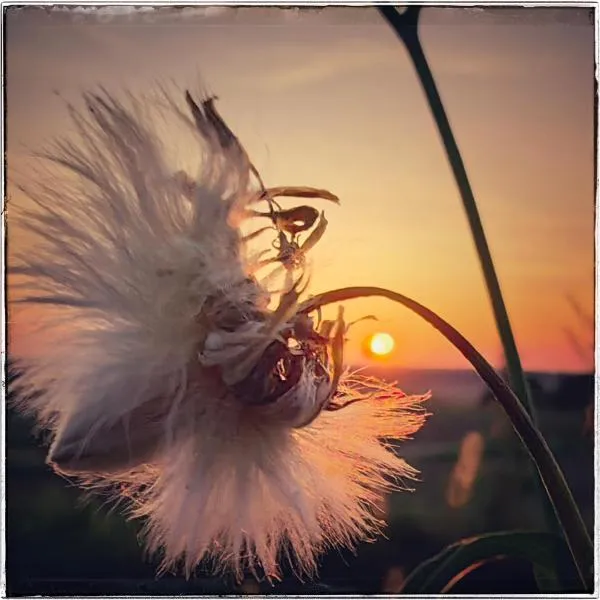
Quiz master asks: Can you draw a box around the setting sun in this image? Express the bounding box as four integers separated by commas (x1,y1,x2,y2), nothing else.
368,332,395,357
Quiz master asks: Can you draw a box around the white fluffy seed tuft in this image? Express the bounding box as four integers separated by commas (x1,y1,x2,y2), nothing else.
9,87,428,581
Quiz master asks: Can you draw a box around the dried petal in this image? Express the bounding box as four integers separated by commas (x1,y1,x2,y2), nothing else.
222,276,307,385
299,211,328,254
346,315,378,333
273,205,319,235
319,319,336,338
330,306,346,397
254,185,340,205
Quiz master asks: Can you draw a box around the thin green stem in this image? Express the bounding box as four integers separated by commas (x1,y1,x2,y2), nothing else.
378,6,535,422
299,286,593,590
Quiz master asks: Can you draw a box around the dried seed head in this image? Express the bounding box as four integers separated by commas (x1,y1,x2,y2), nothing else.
9,86,427,582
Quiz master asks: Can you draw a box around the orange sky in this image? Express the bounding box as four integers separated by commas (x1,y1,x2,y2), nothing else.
5,6,595,373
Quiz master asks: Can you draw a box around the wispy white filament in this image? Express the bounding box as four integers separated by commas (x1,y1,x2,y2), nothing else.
9,88,427,581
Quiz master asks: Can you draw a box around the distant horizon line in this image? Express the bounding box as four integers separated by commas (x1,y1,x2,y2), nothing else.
350,363,595,376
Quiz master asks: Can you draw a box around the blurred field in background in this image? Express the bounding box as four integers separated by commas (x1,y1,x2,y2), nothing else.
6,366,593,595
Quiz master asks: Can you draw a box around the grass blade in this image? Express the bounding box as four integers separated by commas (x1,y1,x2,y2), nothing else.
401,531,580,593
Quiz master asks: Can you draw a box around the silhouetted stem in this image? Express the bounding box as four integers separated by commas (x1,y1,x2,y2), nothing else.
378,6,536,423
379,4,561,547
299,287,593,589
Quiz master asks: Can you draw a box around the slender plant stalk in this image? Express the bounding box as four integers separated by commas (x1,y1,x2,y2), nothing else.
299,287,593,590
378,5,560,541
378,6,535,422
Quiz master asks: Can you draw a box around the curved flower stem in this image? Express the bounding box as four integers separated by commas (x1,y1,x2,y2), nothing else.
377,6,535,422
299,287,593,590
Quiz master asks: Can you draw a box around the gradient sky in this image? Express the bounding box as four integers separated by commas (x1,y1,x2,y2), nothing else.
6,5,595,372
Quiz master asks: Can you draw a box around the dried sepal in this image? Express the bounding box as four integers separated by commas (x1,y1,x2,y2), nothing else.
330,306,346,397
185,92,240,154
299,211,328,254
318,319,336,338
346,314,378,333
242,226,274,244
250,185,340,205
222,276,307,386
273,205,320,235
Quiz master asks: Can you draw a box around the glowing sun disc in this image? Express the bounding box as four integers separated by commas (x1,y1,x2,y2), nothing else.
369,332,395,356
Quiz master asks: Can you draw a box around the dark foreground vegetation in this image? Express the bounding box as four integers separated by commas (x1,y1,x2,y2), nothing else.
7,366,593,595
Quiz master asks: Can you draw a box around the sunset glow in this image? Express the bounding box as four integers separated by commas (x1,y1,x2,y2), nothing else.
5,6,594,373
